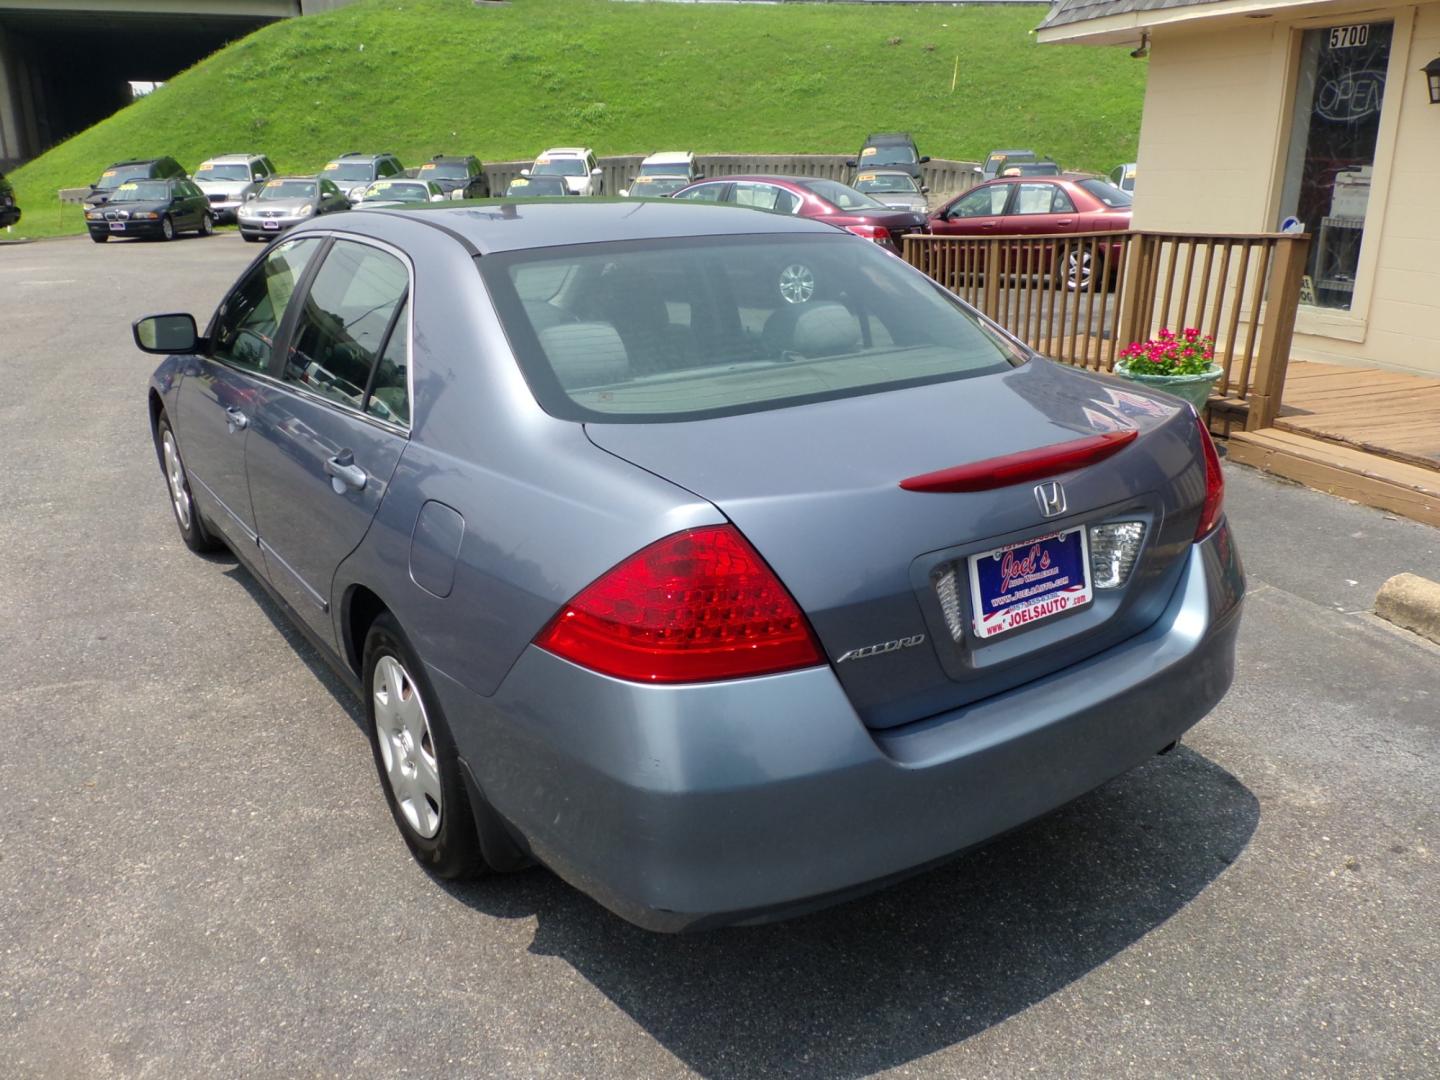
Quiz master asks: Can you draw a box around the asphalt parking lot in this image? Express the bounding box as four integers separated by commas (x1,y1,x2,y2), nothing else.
2,233,1438,1079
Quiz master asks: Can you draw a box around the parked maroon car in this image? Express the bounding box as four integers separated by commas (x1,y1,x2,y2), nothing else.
671,175,929,253
929,177,1132,288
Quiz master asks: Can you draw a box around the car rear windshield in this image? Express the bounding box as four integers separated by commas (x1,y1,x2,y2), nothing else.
95,165,152,190
110,181,170,202
326,162,375,182
195,164,251,181
364,181,429,202
794,178,887,212
853,173,919,195
1077,180,1128,207
479,234,1023,423
259,180,316,200
424,162,470,178
1077,179,1133,208
863,145,917,166
532,158,587,178
630,177,687,195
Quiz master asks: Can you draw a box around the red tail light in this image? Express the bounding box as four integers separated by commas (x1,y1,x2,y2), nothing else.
1194,416,1225,540
844,224,890,243
534,525,824,684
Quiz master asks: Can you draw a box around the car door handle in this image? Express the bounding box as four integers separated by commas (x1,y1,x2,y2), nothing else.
1055,219,1074,227
324,450,368,493
224,406,249,432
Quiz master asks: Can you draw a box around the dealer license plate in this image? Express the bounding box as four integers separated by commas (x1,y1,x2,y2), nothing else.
108,222,125,231
968,526,1092,639
262,220,279,230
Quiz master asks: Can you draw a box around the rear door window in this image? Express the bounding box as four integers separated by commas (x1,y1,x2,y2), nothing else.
282,240,410,419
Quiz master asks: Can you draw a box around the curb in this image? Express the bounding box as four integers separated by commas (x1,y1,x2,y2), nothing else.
1374,573,1440,647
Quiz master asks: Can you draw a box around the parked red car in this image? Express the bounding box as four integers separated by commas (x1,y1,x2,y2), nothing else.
929,176,1132,288
670,174,929,253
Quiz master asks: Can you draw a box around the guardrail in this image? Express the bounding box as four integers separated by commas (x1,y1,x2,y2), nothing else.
903,230,1310,431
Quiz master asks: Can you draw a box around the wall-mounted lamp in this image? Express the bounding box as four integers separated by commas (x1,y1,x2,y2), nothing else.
1424,57,1440,104
1130,32,1150,60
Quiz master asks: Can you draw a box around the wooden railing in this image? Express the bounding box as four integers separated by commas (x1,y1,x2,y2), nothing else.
903,230,1311,430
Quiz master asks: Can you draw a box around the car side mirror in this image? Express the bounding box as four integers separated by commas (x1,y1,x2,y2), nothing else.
845,160,857,169
520,168,531,177
921,186,930,195
133,313,198,354
920,156,931,165
619,188,629,198
591,168,602,177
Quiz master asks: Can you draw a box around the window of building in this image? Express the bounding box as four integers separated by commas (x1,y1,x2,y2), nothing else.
1278,21,1393,310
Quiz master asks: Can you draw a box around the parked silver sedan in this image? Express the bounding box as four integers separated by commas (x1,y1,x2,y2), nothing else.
851,168,930,212
135,200,1242,931
236,176,350,242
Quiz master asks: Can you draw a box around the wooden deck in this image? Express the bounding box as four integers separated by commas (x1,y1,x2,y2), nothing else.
1274,361,1440,471
1222,360,1440,528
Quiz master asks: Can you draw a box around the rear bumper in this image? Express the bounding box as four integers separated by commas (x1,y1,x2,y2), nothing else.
436,519,1244,932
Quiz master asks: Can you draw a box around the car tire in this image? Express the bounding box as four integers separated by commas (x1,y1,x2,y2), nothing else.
198,212,214,237
364,613,486,880
1064,248,1110,292
159,215,175,241
155,414,220,554
90,232,108,244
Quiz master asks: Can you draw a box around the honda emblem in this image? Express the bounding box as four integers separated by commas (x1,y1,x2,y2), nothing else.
1034,481,1067,518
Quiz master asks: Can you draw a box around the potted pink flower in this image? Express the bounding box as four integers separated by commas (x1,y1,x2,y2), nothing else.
1114,328,1224,411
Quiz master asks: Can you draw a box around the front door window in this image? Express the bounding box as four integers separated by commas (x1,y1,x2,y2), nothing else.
1278,21,1392,310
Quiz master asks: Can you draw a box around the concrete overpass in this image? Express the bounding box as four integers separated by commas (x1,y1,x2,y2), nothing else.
0,0,350,168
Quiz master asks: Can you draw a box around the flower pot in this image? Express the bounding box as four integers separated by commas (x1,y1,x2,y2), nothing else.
1113,362,1224,412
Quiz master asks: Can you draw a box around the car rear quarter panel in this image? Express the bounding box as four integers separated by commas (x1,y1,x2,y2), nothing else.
321,214,720,697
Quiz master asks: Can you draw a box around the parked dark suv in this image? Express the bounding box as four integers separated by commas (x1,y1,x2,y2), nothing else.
323,151,406,202
418,154,490,199
85,157,186,208
0,172,19,228
847,133,929,183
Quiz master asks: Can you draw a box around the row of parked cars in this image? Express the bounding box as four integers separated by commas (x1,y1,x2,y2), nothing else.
74,136,1135,278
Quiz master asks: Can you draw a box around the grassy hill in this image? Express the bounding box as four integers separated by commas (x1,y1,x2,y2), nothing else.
5,0,1145,239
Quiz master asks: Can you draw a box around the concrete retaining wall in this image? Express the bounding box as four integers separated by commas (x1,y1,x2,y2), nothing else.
481,154,982,201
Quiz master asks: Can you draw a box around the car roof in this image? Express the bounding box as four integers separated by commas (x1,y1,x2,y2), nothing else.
204,153,265,163
431,154,476,162
539,147,592,156
328,152,395,162
324,199,842,255
643,151,693,163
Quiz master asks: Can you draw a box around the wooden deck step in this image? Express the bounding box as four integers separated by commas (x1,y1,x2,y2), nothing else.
1227,428,1440,528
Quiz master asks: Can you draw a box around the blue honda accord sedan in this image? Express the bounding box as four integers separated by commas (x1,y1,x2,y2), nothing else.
135,200,1243,931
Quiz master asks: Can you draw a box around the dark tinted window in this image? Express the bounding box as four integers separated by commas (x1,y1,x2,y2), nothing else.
209,239,320,372
671,184,724,203
1077,179,1133,208
283,241,409,414
794,179,885,211
481,234,1022,423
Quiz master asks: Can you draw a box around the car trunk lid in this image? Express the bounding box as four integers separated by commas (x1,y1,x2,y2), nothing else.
584,360,1209,730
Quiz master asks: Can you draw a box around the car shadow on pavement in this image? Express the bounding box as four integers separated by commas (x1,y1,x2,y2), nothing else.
216,559,365,731
441,746,1257,1080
